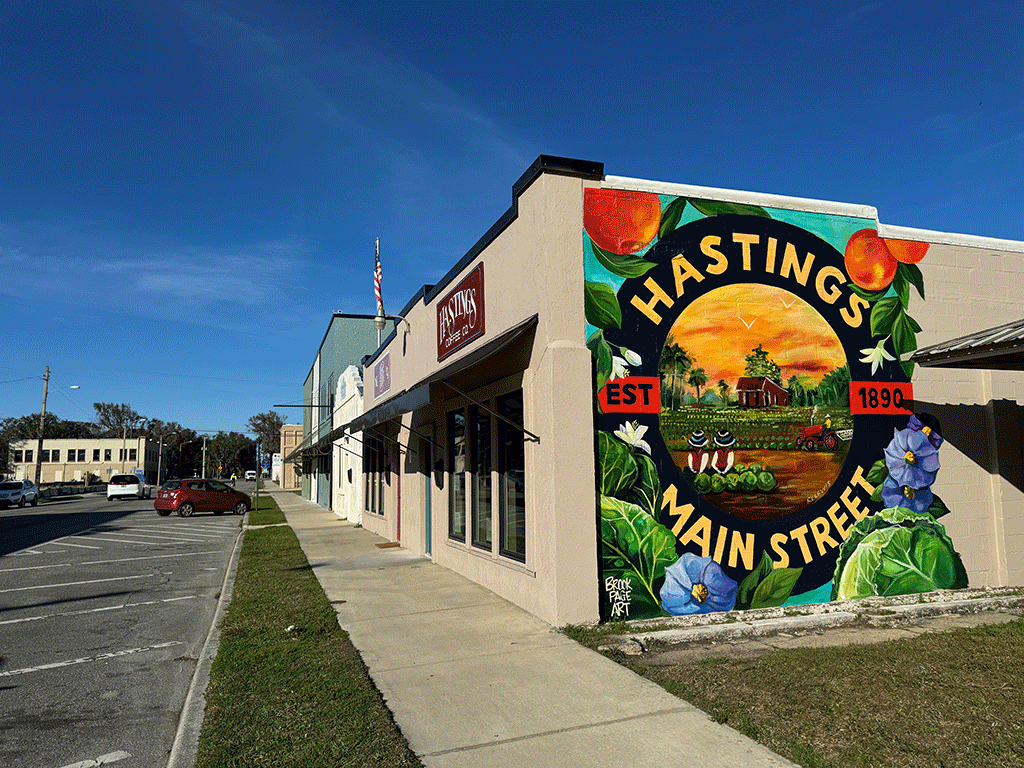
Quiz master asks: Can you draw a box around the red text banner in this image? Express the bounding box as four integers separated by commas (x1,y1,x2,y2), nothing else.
599,377,661,413
849,381,913,415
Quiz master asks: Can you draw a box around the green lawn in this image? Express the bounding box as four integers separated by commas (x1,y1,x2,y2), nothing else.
568,619,1024,768
195,496,421,768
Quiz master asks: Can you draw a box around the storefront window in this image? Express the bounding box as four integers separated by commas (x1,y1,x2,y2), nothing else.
498,391,526,561
363,434,387,516
448,411,466,541
471,405,492,550
448,389,525,559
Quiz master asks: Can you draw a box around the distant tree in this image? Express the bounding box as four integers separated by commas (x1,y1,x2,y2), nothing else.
717,379,731,406
786,375,806,407
1,413,100,477
93,402,145,437
744,344,782,384
207,431,256,478
659,343,693,410
247,411,286,454
688,367,709,403
817,366,851,407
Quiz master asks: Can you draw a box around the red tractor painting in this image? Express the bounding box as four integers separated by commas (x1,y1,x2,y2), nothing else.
796,416,853,451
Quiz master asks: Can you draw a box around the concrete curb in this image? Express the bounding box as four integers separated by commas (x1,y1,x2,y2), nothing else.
166,518,246,768
599,591,1024,654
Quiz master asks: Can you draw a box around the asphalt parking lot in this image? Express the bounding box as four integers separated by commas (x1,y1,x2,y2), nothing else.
0,488,248,768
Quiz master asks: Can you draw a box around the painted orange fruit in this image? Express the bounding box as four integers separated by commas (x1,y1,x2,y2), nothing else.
883,238,929,264
844,229,898,291
584,188,662,255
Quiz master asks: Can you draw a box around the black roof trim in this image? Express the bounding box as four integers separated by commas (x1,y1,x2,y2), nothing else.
362,156,603,368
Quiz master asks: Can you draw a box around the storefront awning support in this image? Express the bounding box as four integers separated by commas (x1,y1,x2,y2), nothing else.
440,381,540,442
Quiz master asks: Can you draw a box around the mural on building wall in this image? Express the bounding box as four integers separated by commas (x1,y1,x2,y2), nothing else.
585,188,968,621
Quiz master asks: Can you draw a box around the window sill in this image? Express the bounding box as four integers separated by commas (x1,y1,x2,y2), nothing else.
444,538,535,577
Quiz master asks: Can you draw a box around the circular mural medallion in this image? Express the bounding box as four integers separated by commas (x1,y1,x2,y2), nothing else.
659,284,851,521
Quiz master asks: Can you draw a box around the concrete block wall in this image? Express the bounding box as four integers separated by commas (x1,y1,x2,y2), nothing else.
910,241,1024,587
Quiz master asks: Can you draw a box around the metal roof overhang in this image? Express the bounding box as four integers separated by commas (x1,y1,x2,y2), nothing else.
911,318,1024,371
291,313,539,459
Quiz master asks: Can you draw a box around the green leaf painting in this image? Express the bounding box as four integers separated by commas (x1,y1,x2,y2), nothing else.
597,431,638,499
869,296,902,338
584,281,622,330
847,283,889,303
599,495,677,609
735,552,774,610
866,458,889,488
900,261,925,300
750,567,803,609
927,493,952,519
589,240,656,279
658,197,687,239
687,199,771,218
627,453,661,517
587,330,613,394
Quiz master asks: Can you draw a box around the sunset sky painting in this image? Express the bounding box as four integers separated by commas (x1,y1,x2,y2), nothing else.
665,284,848,392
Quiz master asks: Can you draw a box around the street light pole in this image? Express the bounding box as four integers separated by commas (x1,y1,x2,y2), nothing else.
201,436,208,479
34,366,49,487
157,432,179,486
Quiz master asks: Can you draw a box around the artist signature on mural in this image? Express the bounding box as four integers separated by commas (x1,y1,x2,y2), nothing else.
605,576,633,619
807,478,832,504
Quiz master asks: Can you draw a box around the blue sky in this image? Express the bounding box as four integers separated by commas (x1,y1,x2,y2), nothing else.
2,1,1021,436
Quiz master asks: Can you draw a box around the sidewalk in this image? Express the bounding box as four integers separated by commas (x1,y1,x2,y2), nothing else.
264,483,797,768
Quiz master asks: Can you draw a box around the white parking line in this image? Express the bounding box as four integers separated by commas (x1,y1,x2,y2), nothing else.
90,531,220,543
0,642,183,677
0,595,201,625
0,551,221,573
57,749,131,768
65,535,175,545
51,540,104,549
130,526,235,538
0,574,152,593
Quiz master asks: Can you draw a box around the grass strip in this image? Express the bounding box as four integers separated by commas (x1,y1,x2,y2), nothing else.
572,620,1024,768
247,493,286,526
195,523,421,768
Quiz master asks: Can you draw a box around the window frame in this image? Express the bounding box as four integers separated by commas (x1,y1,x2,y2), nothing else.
446,387,525,562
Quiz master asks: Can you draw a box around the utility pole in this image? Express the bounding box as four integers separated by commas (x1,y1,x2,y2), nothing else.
201,436,208,479
34,366,49,487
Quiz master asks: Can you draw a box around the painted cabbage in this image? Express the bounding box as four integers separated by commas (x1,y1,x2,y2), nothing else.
831,507,968,600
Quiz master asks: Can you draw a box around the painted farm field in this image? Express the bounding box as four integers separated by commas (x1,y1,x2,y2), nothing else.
662,407,853,520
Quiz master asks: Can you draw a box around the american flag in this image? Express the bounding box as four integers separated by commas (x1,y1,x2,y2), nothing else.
374,238,383,316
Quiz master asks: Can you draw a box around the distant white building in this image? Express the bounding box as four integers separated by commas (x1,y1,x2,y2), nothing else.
8,437,166,484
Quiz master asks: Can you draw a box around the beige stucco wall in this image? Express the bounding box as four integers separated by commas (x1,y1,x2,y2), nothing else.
332,365,365,524
9,437,164,484
361,171,600,626
354,162,1024,626
904,241,1024,588
279,424,303,491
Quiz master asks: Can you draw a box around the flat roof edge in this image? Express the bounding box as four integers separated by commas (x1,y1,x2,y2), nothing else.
603,175,879,220
877,224,1024,253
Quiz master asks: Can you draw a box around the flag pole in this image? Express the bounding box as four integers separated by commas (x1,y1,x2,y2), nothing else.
374,237,384,345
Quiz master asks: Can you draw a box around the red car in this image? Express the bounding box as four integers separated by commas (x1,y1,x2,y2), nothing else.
154,478,251,517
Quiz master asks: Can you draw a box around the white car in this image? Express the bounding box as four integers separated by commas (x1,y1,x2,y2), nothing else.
0,479,39,508
244,470,257,481
107,473,152,501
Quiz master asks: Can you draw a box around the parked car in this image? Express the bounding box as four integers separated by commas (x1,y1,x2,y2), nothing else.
154,478,251,517
107,473,152,501
244,470,257,481
0,479,39,508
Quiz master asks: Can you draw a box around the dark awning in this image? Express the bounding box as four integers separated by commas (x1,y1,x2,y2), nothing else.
292,313,539,458
349,313,538,433
911,318,1024,370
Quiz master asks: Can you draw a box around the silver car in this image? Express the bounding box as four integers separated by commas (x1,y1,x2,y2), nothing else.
0,479,39,508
